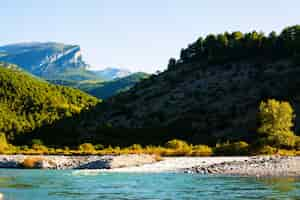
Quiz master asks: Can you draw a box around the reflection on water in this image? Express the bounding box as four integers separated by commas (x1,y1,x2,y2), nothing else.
0,169,300,200
0,176,34,189
257,177,299,193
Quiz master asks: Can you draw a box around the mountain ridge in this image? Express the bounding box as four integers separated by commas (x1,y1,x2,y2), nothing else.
0,42,139,82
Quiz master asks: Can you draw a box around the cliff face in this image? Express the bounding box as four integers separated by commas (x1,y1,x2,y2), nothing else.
0,42,89,79
0,42,136,82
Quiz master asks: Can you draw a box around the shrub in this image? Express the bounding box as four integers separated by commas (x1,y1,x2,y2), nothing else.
295,136,300,151
266,135,296,149
128,144,143,150
94,144,104,150
192,145,213,156
78,143,95,153
256,145,277,155
31,144,49,154
31,139,44,146
165,139,190,149
0,133,9,153
215,141,249,155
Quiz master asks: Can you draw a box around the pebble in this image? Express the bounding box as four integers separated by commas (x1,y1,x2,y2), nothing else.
186,156,300,177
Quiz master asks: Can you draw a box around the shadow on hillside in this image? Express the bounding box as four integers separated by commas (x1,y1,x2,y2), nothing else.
13,102,188,148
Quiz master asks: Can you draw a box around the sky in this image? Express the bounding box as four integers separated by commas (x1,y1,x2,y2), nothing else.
0,0,299,73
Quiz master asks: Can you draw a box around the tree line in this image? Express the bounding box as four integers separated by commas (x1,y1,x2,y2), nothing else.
168,25,300,68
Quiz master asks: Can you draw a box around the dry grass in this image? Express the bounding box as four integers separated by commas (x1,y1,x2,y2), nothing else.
2,139,300,157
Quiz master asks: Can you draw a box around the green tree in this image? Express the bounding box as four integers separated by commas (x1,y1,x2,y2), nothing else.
168,58,177,69
257,99,296,148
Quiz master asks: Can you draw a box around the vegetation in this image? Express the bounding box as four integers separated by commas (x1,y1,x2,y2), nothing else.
0,64,99,142
257,99,297,149
79,25,300,148
1,98,299,156
2,26,300,156
87,72,149,99
170,25,300,67
2,97,300,157
49,72,149,99
0,133,9,153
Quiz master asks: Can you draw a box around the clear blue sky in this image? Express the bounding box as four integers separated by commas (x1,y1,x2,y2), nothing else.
1,0,299,73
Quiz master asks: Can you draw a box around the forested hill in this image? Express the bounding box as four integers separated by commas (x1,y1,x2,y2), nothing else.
49,72,150,100
170,25,300,66
0,63,99,141
80,25,300,144
13,25,300,147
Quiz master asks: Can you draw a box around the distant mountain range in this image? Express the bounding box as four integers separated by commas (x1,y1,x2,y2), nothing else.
0,42,134,81
0,42,149,98
92,67,132,81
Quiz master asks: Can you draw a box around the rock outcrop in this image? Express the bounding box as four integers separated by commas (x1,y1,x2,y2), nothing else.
0,42,89,78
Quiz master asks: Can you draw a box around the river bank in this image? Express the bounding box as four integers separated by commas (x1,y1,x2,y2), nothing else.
0,154,158,169
1,155,300,177
185,156,300,177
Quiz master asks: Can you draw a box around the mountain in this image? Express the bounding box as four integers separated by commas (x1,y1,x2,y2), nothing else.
0,63,99,142
92,67,132,81
53,25,300,146
0,42,149,99
0,42,135,82
0,42,97,80
49,72,149,99
85,72,150,99
10,25,300,147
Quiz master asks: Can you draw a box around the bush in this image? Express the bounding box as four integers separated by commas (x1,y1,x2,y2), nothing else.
295,137,300,151
266,135,296,149
128,144,143,150
32,144,49,154
192,145,213,156
94,144,104,150
256,145,277,155
31,139,44,146
0,133,9,153
78,143,95,153
165,139,190,149
215,141,249,155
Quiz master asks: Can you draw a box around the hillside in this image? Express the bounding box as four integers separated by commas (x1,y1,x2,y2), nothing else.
92,67,132,81
50,72,149,99
88,72,149,99
13,25,300,147
0,63,99,142
73,25,300,145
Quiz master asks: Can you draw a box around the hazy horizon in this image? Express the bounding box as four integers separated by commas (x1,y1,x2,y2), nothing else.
1,0,299,73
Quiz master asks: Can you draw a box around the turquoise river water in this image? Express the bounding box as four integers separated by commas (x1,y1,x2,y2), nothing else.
0,169,300,199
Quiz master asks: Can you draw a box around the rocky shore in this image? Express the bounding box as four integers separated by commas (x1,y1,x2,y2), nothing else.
1,155,300,177
185,156,300,177
0,154,157,169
